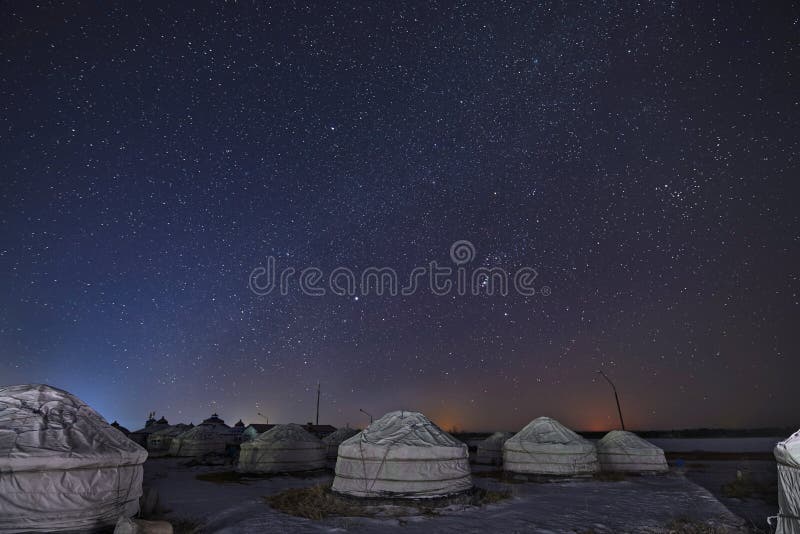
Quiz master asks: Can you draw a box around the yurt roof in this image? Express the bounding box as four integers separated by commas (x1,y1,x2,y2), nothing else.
175,426,227,441
323,426,360,444
234,419,245,427
509,416,590,446
151,423,191,438
200,413,228,426
175,421,232,441
775,429,800,468
132,418,171,434
598,430,662,452
248,423,323,448
480,431,514,449
0,384,147,472
345,410,462,448
245,423,274,434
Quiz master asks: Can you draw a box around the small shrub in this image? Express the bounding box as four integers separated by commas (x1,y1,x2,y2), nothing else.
720,471,777,505
265,484,367,520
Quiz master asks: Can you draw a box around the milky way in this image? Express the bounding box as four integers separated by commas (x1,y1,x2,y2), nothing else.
1,1,797,432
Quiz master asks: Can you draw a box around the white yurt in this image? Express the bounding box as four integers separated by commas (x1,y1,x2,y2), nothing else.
147,423,192,453
774,430,800,534
129,416,170,448
322,426,360,460
476,431,514,465
169,413,232,457
596,430,668,473
237,423,326,473
332,410,472,498
0,384,147,533
503,416,599,475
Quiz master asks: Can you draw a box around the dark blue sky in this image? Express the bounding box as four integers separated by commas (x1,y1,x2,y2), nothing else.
1,1,797,432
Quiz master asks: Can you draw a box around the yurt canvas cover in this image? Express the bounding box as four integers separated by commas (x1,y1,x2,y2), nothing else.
147,423,191,452
0,384,147,533
237,423,326,473
476,431,514,465
503,416,599,475
332,410,472,498
774,430,800,534
322,426,360,460
169,414,232,457
129,416,170,447
597,430,668,473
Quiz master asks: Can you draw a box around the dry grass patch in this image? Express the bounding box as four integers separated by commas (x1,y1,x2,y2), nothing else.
266,485,366,520
721,472,777,505
196,468,329,485
265,484,511,520
666,518,746,533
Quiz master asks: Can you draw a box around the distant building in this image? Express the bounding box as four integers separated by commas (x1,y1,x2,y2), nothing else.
231,419,246,442
110,421,131,435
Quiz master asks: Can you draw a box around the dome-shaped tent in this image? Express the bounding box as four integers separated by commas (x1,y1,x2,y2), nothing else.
476,431,514,465
322,426,360,460
147,423,192,453
596,430,668,473
503,416,598,476
332,410,472,498
129,415,170,447
774,430,800,534
169,414,232,457
0,384,147,533
237,423,326,473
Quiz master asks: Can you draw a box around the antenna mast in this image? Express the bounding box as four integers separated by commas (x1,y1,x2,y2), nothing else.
597,370,626,430
315,381,321,426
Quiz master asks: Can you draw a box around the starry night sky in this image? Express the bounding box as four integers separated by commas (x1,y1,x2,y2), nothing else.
1,1,798,433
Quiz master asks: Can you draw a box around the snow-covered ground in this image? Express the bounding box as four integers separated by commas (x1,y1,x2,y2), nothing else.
678,459,778,531
143,457,748,533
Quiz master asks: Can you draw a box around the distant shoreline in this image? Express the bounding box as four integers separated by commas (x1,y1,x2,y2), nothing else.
453,427,795,440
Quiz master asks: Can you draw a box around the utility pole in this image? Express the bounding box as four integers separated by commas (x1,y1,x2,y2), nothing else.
315,382,321,426
597,370,626,431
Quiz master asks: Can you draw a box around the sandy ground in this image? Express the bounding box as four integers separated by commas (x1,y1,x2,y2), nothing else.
143,458,749,533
